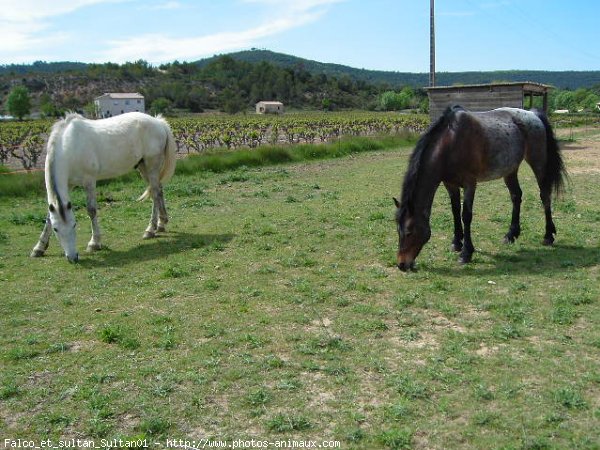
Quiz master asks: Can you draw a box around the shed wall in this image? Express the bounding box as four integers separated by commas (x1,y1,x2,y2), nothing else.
429,85,524,120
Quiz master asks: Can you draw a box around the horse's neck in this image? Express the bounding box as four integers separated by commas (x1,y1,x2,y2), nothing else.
45,148,71,206
414,163,441,219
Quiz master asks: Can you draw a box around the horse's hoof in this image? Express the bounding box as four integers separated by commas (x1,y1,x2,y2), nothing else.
157,225,166,233
143,231,156,239
30,249,44,258
451,243,463,252
542,238,554,246
503,235,515,244
87,243,102,252
459,255,472,264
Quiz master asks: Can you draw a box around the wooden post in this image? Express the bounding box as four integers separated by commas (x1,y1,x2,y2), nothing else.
430,0,435,87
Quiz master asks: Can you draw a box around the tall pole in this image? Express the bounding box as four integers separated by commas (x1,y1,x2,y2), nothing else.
430,0,436,87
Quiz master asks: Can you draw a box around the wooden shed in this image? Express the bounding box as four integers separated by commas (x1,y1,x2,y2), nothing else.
426,82,551,121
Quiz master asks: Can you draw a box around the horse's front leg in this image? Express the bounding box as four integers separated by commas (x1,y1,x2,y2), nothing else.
444,182,463,252
31,214,52,257
503,172,522,243
460,184,476,264
85,182,102,251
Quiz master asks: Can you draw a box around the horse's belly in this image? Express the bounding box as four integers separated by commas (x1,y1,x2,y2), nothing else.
477,164,520,182
96,153,142,180
69,150,142,185
478,130,524,181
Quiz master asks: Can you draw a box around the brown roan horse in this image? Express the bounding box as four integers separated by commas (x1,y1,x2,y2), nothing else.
394,105,567,271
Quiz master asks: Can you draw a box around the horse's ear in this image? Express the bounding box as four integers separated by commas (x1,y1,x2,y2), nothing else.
66,202,72,210
49,204,55,212
393,197,400,208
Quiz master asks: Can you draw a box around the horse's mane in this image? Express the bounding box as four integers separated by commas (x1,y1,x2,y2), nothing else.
399,105,463,213
46,113,83,218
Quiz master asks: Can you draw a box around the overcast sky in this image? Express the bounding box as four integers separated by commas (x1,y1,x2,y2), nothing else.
0,0,598,72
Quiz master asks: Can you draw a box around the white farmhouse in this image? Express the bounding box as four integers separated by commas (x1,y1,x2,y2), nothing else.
95,93,145,118
256,101,284,114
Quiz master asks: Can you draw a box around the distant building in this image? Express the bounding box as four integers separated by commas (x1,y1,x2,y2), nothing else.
256,101,284,114
95,93,145,118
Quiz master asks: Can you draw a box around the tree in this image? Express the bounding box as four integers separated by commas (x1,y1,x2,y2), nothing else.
553,90,577,112
379,91,404,111
39,93,61,118
7,86,31,120
219,88,246,114
150,97,173,115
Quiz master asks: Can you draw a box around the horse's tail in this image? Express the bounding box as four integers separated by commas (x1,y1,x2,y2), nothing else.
138,118,177,201
535,110,567,197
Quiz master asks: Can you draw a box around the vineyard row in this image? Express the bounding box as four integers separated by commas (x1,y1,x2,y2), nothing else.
0,112,429,171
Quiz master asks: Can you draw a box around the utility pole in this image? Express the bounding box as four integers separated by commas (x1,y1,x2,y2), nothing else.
430,0,436,87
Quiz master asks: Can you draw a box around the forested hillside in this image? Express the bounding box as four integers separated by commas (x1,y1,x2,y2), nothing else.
0,57,403,115
196,49,600,90
1,50,599,116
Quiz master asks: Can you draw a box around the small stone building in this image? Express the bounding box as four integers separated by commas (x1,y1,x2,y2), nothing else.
426,82,551,120
95,93,145,118
256,101,284,114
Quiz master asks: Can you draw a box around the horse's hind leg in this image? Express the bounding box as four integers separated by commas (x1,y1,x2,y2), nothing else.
444,182,463,251
85,182,102,251
143,175,162,239
31,214,52,257
529,165,557,245
503,172,522,244
156,185,168,233
539,185,556,245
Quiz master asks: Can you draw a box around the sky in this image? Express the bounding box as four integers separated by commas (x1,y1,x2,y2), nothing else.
0,0,598,72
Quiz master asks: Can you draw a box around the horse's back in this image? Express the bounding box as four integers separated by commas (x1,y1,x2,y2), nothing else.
59,112,169,183
455,108,544,182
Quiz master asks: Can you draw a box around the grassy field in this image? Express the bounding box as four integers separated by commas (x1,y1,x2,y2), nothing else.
0,137,599,448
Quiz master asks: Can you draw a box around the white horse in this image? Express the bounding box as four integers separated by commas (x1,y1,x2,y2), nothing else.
31,112,177,262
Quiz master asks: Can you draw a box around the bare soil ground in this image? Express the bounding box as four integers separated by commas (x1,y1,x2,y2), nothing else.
556,127,600,174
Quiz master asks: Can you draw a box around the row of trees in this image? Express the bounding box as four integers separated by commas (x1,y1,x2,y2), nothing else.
551,88,600,112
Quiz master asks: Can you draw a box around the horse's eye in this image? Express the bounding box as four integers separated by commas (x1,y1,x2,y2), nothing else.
73,224,77,229
53,227,58,232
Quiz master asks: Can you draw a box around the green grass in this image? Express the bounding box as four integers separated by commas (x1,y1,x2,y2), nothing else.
0,135,413,200
175,135,415,175
0,139,599,448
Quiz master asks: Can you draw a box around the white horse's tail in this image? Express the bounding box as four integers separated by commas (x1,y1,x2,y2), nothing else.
138,119,177,201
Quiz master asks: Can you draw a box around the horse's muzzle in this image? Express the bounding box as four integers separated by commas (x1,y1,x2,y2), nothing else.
397,261,415,272
67,253,79,263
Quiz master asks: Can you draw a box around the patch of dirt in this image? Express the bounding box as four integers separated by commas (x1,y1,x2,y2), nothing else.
475,343,501,357
559,130,600,175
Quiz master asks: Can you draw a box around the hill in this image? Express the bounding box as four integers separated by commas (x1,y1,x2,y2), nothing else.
3,50,600,90
195,49,600,90
1,51,599,116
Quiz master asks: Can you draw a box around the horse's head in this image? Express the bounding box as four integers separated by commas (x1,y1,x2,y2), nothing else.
394,198,431,272
48,201,78,263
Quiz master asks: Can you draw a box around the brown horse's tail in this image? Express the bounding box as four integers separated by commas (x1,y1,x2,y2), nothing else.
535,110,567,197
